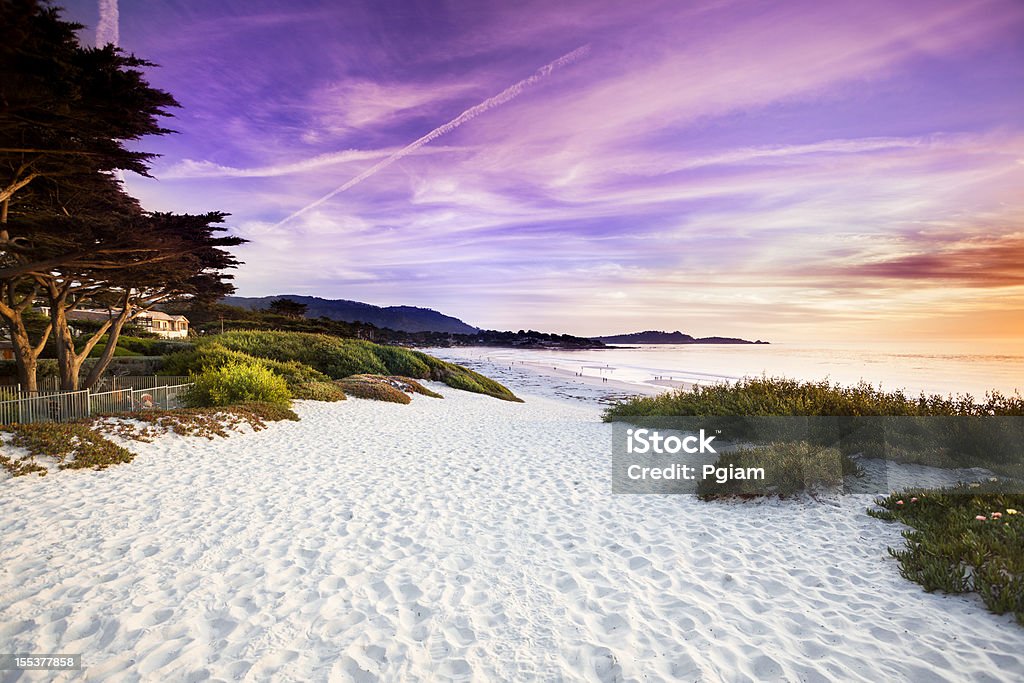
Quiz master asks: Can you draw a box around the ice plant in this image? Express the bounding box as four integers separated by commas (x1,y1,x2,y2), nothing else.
910,497,918,503
896,500,904,506
991,512,1003,519
975,515,987,521
1007,509,1019,515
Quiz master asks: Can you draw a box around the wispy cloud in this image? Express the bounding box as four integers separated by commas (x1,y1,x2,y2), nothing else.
273,45,591,227
161,145,465,179
96,0,1024,342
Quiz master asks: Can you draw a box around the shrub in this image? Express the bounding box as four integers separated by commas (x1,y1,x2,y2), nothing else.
159,342,255,375
604,377,1024,420
386,376,443,398
869,481,1024,625
335,376,412,404
205,330,520,401
160,343,330,396
604,378,1023,473
292,381,347,402
185,361,291,408
697,441,862,499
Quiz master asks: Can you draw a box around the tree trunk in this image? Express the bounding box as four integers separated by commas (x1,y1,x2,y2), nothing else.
50,304,82,390
4,316,39,392
82,305,132,391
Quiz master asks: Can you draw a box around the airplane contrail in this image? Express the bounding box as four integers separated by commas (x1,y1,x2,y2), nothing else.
97,0,119,46
274,45,591,228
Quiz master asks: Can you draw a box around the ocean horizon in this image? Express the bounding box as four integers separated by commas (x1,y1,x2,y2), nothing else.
431,341,1024,399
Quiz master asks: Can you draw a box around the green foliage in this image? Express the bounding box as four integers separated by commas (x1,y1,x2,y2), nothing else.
267,298,308,319
3,423,134,473
205,331,520,401
387,376,443,399
185,361,291,408
291,381,347,402
869,481,1024,625
605,377,1024,420
160,343,328,390
335,376,412,404
697,441,862,499
605,378,1023,473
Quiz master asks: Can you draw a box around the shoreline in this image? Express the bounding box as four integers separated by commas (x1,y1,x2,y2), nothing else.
422,347,690,404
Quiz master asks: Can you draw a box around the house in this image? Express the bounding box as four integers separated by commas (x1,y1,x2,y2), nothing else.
136,311,190,339
34,307,190,340
0,341,13,361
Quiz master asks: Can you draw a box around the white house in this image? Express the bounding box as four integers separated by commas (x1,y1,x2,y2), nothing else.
34,307,190,340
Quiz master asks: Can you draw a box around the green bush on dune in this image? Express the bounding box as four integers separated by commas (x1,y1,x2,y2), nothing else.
291,380,348,402
335,376,412,404
870,481,1024,626
163,331,520,402
605,376,1023,480
604,376,1024,420
696,441,862,500
185,361,292,408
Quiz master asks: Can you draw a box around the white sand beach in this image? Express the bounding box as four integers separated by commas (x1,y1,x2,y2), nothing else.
2,379,1023,682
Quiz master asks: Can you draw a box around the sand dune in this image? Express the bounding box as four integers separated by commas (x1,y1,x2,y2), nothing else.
1,385,1022,682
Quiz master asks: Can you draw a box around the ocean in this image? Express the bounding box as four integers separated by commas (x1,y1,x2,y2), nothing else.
431,341,1024,399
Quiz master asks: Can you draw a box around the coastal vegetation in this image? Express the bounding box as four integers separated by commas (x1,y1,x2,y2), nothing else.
607,377,1024,624
185,361,292,409
604,377,1024,420
171,300,604,349
695,441,862,499
0,401,300,477
161,330,521,402
606,377,1023,487
870,481,1024,626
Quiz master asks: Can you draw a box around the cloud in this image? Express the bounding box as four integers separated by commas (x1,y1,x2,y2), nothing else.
161,145,465,179
273,44,590,227
830,234,1024,288
311,80,483,133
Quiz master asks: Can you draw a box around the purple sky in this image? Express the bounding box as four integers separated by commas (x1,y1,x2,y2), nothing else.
62,0,1024,342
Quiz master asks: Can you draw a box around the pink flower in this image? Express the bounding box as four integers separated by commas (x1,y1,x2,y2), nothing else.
910,497,919,503
975,515,987,521
992,512,1003,519
896,500,904,505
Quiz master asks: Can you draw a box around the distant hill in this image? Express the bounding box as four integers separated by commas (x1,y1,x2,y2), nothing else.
223,295,479,334
595,330,768,345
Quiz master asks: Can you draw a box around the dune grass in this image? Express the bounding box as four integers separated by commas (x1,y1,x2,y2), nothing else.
696,441,862,499
333,375,444,404
607,377,1023,482
604,377,1024,420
